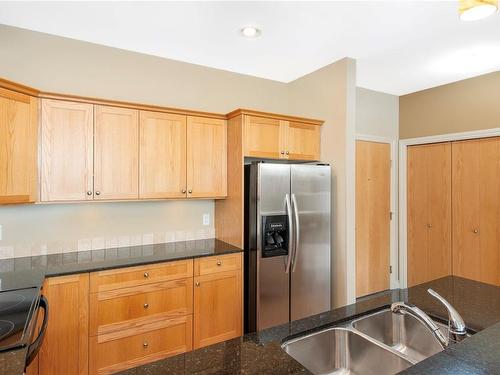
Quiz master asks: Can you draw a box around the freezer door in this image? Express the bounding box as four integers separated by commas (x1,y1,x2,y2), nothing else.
290,164,331,321
257,163,291,330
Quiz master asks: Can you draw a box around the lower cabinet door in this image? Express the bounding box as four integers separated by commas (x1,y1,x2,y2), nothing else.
38,274,89,375
193,270,242,349
89,316,192,375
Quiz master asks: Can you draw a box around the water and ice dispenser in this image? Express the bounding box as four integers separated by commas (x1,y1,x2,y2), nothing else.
261,215,289,258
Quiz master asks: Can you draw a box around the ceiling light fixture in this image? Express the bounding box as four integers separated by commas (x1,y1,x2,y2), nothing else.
459,0,498,21
240,26,261,38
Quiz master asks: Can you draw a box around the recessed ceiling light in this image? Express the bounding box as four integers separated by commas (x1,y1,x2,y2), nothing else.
240,26,261,38
459,0,498,21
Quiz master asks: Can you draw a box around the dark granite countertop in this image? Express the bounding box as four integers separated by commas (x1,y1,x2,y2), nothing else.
0,238,242,283
117,276,500,375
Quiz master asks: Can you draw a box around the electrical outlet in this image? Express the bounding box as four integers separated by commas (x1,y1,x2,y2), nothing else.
203,214,210,226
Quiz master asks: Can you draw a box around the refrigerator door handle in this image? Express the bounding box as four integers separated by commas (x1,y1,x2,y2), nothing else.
291,193,300,272
285,194,294,273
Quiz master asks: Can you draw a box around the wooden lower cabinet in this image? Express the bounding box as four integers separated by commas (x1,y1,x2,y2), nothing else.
38,274,89,375
193,254,243,349
89,316,192,375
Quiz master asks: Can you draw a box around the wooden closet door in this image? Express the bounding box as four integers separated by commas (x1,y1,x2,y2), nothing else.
186,116,227,198
94,105,139,200
139,111,187,199
407,142,451,287
0,88,38,204
355,140,391,297
243,115,282,159
452,138,500,285
41,100,94,201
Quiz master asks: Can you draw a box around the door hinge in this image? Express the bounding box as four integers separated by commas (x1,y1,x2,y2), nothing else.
390,211,393,220
389,265,393,274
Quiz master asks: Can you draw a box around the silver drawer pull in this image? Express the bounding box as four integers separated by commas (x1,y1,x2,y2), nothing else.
143,303,149,309
216,261,222,266
143,342,149,348
143,272,149,278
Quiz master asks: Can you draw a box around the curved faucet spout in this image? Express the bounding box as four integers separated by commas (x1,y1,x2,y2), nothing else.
391,302,449,348
427,288,467,342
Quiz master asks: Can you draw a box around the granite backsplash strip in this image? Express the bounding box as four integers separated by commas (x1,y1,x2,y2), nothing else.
0,238,241,277
0,228,216,260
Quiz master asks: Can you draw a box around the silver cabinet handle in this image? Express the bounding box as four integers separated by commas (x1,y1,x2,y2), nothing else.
86,191,93,196
427,223,432,228
188,189,192,194
216,261,222,266
143,342,149,348
143,272,149,278
286,151,289,155
280,151,285,155
195,282,200,287
291,193,300,272
95,191,101,196
143,303,149,309
473,229,479,234
284,194,293,273
182,189,186,194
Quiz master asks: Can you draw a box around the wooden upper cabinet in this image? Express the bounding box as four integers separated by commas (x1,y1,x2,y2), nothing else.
139,111,187,199
41,100,94,201
452,138,500,286
38,274,89,375
242,114,321,161
285,121,321,161
94,105,139,200
0,87,38,204
243,115,282,159
186,116,227,198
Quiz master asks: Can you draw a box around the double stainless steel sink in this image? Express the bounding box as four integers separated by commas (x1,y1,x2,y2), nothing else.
283,308,451,375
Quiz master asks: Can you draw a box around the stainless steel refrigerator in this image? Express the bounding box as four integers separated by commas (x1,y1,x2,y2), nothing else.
244,162,331,332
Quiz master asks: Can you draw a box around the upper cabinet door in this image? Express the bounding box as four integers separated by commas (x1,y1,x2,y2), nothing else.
41,99,94,201
186,116,227,198
285,121,321,161
139,111,187,199
243,115,282,159
94,105,139,200
0,88,38,204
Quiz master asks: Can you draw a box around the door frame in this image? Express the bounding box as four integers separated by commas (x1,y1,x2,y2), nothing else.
355,134,399,292
399,127,500,288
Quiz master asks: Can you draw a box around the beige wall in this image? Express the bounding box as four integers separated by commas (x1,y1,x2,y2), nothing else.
356,87,399,140
0,24,357,308
400,71,500,139
289,58,357,307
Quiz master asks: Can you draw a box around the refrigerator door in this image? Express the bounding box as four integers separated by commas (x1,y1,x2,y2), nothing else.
257,163,291,330
290,164,331,321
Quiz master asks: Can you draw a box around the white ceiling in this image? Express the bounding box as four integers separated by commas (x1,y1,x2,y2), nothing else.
0,1,499,95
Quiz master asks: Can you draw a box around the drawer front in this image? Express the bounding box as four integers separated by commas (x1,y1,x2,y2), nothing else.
90,315,192,375
90,278,193,336
194,253,242,276
90,259,193,292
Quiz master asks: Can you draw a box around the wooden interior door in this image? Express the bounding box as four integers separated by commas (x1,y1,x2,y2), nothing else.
407,143,451,287
193,270,242,349
243,115,282,159
452,138,500,286
41,99,94,201
0,87,38,204
355,140,391,297
139,111,187,199
94,105,139,200
186,116,227,198
39,274,89,375
284,121,320,161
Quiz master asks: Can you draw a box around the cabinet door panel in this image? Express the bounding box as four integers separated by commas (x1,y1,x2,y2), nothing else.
139,111,186,199
243,115,282,159
39,274,89,375
0,87,38,204
41,99,93,201
94,105,139,200
186,116,227,198
193,269,242,349
285,121,320,161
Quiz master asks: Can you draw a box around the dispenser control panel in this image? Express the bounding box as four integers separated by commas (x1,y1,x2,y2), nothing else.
261,215,289,258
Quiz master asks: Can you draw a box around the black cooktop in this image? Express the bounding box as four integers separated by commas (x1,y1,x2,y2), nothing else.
0,287,39,352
